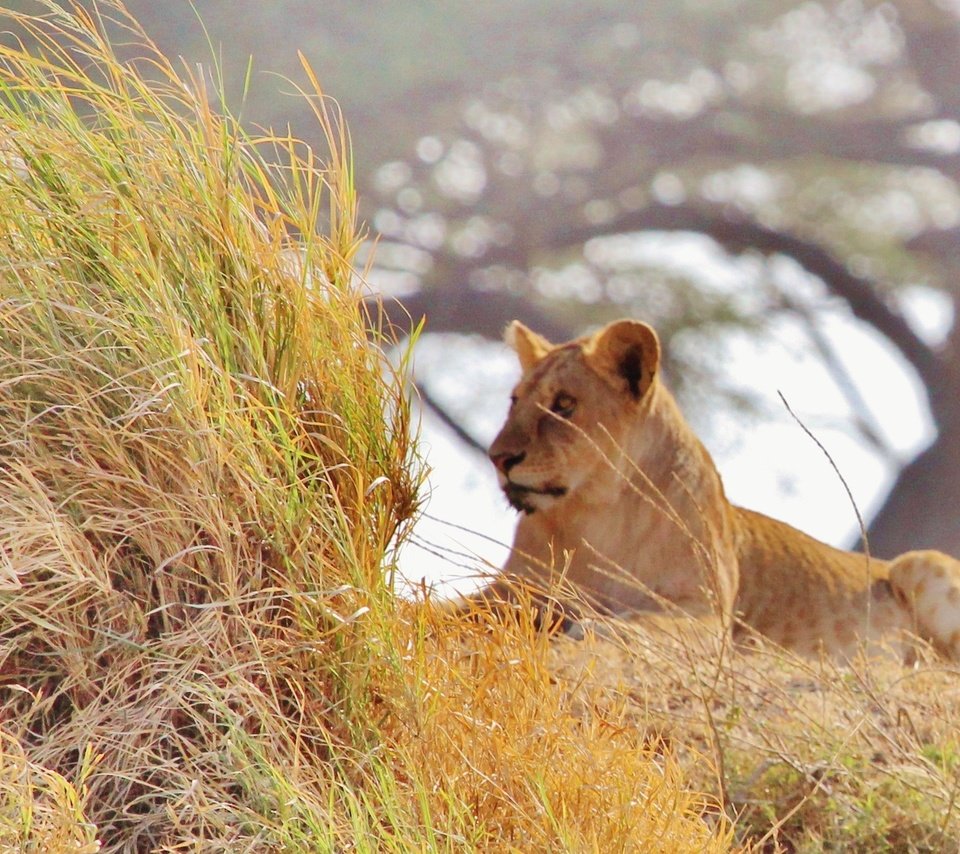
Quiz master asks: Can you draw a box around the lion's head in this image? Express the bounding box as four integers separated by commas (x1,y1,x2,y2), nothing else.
488,319,661,514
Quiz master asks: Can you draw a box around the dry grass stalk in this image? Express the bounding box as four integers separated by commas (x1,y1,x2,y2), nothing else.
544,606,960,852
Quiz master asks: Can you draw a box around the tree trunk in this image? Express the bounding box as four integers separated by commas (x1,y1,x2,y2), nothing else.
863,413,960,559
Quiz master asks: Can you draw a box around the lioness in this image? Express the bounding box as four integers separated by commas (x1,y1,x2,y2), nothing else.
474,318,960,661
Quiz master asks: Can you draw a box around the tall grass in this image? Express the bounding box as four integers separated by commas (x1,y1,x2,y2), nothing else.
0,0,416,846
0,3,730,851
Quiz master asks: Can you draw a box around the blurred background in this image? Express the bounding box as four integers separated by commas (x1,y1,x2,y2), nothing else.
9,1,960,585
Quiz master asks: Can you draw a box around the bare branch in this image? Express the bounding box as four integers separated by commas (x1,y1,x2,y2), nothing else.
377,202,947,395
413,378,488,457
542,205,946,392
783,293,895,461
587,209,960,434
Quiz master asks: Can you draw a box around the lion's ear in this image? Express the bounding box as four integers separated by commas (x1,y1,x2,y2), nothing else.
504,320,552,371
583,320,660,399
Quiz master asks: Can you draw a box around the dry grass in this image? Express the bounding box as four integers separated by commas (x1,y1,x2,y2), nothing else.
0,733,100,852
546,612,960,852
390,602,731,852
0,3,731,851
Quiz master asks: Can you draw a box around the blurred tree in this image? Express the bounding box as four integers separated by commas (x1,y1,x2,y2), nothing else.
362,0,960,557
7,0,960,554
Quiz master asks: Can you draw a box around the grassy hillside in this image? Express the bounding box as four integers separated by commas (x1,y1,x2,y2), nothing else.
0,3,729,851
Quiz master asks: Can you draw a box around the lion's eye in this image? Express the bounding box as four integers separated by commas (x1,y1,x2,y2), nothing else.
550,393,577,418
509,394,519,409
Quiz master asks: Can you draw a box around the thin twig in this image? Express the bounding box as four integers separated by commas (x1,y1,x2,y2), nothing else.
777,391,869,560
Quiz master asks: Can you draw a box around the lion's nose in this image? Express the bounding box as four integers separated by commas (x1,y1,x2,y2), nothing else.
490,450,525,474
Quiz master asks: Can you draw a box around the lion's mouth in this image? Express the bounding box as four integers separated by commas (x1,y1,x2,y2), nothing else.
503,482,567,514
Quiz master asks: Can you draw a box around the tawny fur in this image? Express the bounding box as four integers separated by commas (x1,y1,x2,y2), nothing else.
478,318,960,661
